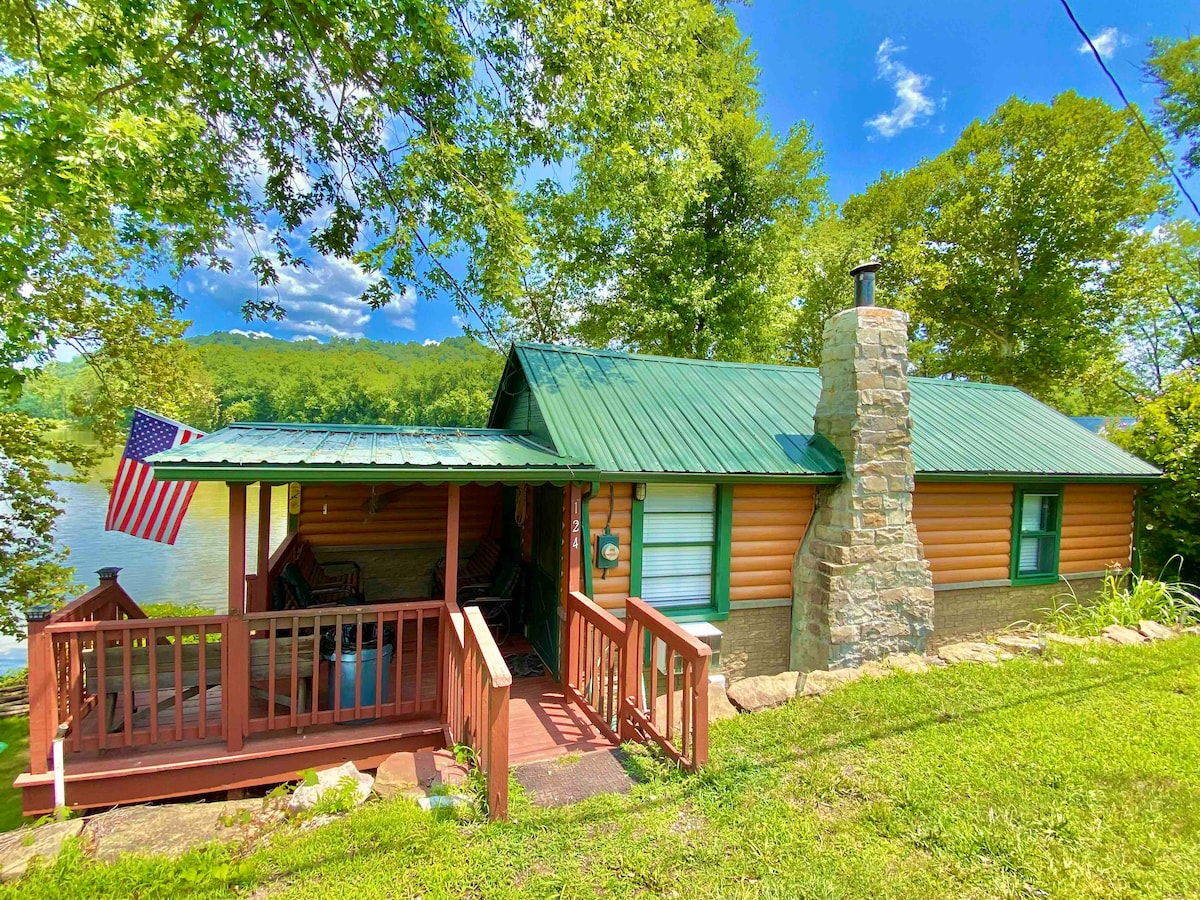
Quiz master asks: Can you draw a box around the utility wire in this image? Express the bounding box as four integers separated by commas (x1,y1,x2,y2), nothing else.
1058,0,1200,219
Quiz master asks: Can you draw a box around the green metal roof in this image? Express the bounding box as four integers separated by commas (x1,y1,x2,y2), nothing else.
147,423,593,483
491,343,1159,481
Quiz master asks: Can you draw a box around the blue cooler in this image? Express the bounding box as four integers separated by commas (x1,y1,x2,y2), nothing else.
326,643,394,709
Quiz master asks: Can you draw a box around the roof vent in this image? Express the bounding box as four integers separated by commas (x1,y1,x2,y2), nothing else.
849,261,881,308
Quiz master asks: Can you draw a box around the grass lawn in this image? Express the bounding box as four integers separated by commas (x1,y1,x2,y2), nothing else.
0,717,29,833
6,638,1200,899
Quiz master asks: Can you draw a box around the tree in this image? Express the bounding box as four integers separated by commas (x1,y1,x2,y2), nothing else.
1147,36,1200,173
515,18,827,361
1111,369,1200,583
778,210,877,367
829,93,1172,399
0,0,744,633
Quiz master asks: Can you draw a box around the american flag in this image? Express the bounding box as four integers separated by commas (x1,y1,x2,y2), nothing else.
104,409,205,544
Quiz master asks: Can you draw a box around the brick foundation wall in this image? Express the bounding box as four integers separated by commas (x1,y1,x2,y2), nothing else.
932,576,1104,644
719,605,793,680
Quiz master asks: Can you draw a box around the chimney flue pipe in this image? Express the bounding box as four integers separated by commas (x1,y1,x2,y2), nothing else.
850,261,882,308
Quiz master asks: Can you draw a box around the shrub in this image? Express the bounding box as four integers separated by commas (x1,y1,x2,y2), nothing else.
1110,369,1200,582
1043,565,1200,635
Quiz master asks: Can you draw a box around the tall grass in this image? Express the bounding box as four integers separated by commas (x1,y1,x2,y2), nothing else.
1043,561,1200,635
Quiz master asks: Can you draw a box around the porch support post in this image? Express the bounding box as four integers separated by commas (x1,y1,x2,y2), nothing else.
25,611,55,776
445,484,460,602
255,483,272,613
561,483,583,685
563,482,582,594
228,483,247,615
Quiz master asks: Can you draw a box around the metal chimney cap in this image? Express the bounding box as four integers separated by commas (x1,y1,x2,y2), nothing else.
849,261,882,277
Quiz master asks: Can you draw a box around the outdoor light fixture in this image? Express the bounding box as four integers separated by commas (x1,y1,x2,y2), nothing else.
634,483,647,502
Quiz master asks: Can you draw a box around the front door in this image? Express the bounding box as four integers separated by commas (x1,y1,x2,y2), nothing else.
528,484,562,678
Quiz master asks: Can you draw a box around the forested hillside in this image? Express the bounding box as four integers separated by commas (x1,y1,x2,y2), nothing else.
16,334,505,431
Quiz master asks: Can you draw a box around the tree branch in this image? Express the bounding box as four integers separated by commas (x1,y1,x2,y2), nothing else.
92,11,206,107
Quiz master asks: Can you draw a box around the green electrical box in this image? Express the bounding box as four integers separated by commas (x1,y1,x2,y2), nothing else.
595,533,620,569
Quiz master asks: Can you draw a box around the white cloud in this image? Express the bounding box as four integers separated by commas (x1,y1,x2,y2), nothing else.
865,38,936,140
1080,26,1122,59
198,229,386,340
381,285,417,330
229,328,273,339
423,338,440,346
291,335,319,342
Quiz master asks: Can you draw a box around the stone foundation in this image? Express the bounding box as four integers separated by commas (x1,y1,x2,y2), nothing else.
790,305,935,671
932,577,1104,645
718,605,793,680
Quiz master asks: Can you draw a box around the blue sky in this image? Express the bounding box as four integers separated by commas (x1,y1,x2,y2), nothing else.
179,0,1199,346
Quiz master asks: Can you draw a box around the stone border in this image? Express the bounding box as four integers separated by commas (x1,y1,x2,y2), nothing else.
721,622,1200,715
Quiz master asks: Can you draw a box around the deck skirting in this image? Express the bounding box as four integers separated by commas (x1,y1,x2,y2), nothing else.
17,718,445,816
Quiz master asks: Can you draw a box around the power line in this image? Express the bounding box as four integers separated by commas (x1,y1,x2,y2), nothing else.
1058,0,1200,219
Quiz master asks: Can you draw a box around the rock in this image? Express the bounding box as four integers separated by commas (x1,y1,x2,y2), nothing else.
377,749,470,800
856,661,894,679
1043,632,1091,647
726,672,801,712
1137,620,1176,641
708,682,739,722
0,819,84,882
435,763,470,789
1184,625,1200,636
376,752,430,800
1102,625,1148,646
417,794,472,812
995,635,1044,656
937,642,1014,665
84,799,261,864
799,667,863,697
883,653,930,674
288,761,373,815
379,753,427,801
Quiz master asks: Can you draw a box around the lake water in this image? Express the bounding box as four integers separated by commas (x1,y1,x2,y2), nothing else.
1,434,288,674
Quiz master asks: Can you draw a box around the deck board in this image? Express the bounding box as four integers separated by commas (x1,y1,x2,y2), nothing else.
507,675,616,764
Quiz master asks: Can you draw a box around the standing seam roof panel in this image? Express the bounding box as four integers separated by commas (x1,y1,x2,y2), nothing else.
507,342,1158,478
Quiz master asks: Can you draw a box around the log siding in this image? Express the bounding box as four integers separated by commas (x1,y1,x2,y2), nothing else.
912,482,1014,586
1060,483,1136,574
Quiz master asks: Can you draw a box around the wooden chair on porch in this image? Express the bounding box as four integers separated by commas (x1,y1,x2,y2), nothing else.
83,638,317,734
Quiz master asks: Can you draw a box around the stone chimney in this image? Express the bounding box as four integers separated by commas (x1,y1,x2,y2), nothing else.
789,264,934,671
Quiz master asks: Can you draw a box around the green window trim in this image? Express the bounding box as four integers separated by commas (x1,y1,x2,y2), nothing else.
629,483,731,621
1010,485,1064,585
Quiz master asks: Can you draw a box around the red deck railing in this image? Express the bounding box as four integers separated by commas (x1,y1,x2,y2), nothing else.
442,600,511,820
27,575,708,819
622,598,711,771
564,591,625,742
565,591,711,771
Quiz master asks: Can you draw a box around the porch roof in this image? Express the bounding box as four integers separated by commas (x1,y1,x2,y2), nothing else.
147,423,593,483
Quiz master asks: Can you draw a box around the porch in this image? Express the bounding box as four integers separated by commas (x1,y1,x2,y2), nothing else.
19,474,712,821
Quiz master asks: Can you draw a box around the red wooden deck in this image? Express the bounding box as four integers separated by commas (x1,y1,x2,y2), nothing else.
508,675,616,764
18,669,616,815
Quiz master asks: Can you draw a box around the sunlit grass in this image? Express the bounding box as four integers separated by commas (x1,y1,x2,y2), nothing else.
0,717,30,833
6,638,1200,899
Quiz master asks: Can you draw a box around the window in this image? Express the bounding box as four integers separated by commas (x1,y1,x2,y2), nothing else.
641,484,717,609
1012,488,1062,582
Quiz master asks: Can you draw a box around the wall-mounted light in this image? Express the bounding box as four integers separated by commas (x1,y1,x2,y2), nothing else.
634,483,647,502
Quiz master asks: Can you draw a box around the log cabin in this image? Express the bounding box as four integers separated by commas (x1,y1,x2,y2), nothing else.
18,270,1158,819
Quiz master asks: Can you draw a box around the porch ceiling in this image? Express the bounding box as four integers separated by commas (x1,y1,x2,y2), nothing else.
147,423,593,483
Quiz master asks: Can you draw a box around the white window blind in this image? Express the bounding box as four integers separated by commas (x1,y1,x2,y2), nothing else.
1017,492,1058,577
642,484,716,608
